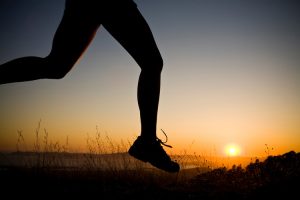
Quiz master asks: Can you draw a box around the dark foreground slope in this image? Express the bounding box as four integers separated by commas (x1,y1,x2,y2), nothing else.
0,151,299,199
189,151,300,199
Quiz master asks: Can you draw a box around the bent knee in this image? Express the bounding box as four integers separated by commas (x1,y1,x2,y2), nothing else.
46,64,72,79
44,57,74,79
155,57,164,72
49,70,69,79
140,56,163,73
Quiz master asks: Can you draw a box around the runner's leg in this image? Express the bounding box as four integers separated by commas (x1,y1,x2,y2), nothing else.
0,0,99,84
102,2,163,140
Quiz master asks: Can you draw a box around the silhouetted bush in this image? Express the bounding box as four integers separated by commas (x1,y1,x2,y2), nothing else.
190,151,300,199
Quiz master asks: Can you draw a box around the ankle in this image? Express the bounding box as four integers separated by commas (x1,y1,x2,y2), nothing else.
139,135,156,143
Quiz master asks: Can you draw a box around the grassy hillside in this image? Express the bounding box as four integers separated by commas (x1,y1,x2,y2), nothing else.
0,151,299,199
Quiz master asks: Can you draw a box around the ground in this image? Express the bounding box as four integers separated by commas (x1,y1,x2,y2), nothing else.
1,151,299,199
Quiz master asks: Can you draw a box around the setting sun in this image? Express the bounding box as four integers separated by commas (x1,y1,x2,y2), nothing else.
225,144,241,157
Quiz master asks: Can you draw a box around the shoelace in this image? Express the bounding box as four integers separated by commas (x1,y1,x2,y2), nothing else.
157,129,173,148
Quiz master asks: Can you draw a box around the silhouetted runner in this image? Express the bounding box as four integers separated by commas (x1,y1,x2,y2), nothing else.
0,0,179,172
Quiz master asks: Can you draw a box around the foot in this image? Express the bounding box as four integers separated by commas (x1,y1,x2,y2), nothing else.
128,136,180,173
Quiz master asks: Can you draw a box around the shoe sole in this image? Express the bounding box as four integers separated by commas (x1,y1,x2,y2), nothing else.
129,149,180,173
128,148,148,162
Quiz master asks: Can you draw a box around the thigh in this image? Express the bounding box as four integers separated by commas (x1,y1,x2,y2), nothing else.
49,0,100,67
102,1,162,69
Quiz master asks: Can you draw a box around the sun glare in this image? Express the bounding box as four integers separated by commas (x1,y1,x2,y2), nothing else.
225,144,241,157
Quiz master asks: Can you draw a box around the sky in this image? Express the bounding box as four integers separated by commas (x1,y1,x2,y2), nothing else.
0,0,299,157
